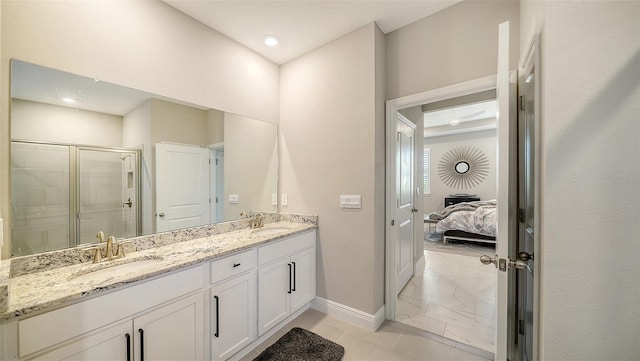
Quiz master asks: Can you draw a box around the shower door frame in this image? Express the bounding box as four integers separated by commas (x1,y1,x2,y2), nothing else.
75,145,142,246
12,140,142,248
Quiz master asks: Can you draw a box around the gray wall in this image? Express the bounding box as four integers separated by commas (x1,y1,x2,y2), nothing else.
279,23,386,315
386,0,520,99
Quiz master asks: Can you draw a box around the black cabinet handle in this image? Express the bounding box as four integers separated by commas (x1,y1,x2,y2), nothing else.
214,295,220,338
125,333,131,361
287,263,292,294
233,263,241,268
292,261,296,292
138,329,144,361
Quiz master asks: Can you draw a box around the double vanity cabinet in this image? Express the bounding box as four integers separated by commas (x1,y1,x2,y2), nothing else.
0,227,317,361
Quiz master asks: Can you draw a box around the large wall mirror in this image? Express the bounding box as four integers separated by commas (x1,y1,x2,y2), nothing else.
7,59,278,258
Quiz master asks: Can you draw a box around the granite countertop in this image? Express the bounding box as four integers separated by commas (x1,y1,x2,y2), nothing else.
1,221,316,320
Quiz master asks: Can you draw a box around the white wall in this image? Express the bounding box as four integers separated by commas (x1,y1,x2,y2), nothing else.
531,1,640,359
0,0,280,254
280,23,385,315
424,129,497,214
11,99,123,147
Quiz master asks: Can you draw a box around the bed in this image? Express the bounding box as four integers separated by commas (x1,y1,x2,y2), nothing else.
427,200,497,245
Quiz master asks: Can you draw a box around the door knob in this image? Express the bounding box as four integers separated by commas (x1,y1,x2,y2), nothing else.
411,208,418,213
511,252,533,271
158,213,165,217
480,254,498,268
517,251,533,262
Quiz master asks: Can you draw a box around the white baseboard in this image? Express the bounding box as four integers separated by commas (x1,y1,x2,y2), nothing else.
311,297,385,332
415,254,425,273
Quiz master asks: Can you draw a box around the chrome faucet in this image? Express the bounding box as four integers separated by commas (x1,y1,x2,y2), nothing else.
92,232,126,263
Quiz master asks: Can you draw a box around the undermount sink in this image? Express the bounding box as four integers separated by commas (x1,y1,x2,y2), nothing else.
69,256,164,283
251,226,290,235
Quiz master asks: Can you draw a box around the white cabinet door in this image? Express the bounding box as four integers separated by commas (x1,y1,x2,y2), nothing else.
133,293,204,361
211,272,256,361
257,260,290,336
257,242,316,337
290,248,315,312
26,320,131,361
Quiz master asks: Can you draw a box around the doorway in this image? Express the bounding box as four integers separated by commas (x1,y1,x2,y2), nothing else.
385,77,499,354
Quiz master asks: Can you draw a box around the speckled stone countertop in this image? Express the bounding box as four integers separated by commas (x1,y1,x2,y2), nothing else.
0,214,317,320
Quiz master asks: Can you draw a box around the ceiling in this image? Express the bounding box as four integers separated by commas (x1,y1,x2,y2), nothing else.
163,0,462,65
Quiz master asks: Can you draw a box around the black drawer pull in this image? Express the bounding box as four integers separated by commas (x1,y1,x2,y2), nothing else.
138,329,144,361
125,333,131,361
214,295,220,338
233,263,241,268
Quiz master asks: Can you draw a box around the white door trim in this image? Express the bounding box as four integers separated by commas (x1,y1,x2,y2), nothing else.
385,74,497,320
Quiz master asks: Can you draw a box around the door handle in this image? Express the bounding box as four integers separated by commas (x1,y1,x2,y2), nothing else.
287,263,292,294
138,328,144,361
125,333,131,361
123,198,133,208
214,295,219,338
411,208,418,213
158,213,165,217
480,254,498,268
292,261,296,292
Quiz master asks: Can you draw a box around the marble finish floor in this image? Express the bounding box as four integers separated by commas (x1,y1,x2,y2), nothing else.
241,308,491,361
396,250,496,353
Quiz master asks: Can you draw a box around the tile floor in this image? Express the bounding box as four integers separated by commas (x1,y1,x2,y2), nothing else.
241,308,491,361
396,250,497,353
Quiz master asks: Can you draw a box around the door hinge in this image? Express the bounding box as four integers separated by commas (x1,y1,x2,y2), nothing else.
519,95,525,111
518,208,525,223
216,159,219,165
215,197,218,203
208,159,211,164
209,198,211,204
518,319,525,335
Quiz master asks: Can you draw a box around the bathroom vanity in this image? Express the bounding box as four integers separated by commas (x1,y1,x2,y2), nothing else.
0,216,317,361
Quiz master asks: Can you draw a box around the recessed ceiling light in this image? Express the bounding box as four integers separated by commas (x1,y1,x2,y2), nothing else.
264,35,280,47
61,98,77,103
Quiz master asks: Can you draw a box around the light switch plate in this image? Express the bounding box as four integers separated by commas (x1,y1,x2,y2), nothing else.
272,193,278,206
228,194,239,204
340,195,362,209
281,193,288,206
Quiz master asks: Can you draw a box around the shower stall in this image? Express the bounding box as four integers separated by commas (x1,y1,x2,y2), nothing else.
11,141,141,257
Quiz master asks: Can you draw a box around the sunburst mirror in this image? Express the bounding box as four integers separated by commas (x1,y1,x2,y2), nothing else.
437,146,490,189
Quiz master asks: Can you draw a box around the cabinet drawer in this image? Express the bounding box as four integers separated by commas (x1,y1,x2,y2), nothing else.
211,249,255,284
258,230,315,266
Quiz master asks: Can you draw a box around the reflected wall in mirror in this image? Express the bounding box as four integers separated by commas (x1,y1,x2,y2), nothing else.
7,59,277,258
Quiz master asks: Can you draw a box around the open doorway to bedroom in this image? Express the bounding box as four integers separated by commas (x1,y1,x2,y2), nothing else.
392,83,498,354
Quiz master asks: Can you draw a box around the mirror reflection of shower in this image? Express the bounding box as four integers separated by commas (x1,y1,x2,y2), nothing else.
10,141,141,256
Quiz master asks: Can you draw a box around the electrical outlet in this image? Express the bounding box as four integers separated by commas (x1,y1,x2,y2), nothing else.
228,194,239,204
281,193,288,206
272,193,278,206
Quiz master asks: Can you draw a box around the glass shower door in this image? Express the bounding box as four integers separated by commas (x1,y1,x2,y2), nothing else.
11,142,71,256
78,148,138,245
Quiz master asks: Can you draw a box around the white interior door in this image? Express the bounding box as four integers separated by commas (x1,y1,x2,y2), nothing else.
493,21,518,360
395,114,416,295
155,143,210,232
